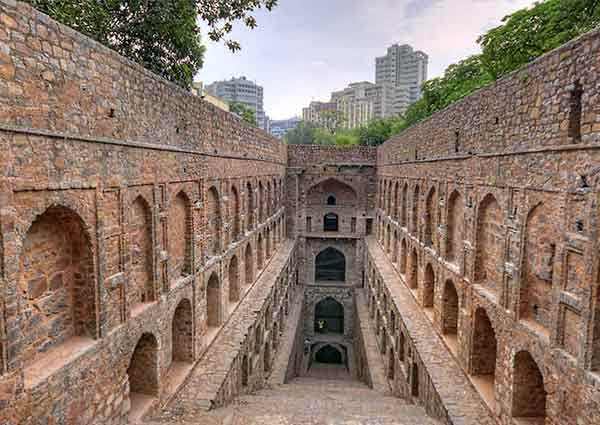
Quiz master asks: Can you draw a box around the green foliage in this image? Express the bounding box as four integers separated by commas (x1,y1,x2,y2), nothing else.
355,116,406,147
284,122,320,145
400,0,600,132
27,0,205,88
229,102,257,126
479,0,600,79
26,0,279,88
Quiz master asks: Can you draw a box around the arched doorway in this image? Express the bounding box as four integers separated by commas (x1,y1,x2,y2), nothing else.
314,297,344,334
257,234,264,270
442,280,459,335
229,255,240,302
446,190,464,263
409,249,418,289
246,182,254,231
170,191,190,277
475,194,503,295
315,247,346,282
245,244,254,285
512,351,547,421
18,205,97,371
424,187,436,247
127,333,159,421
207,273,221,328
324,213,339,232
315,345,343,364
470,308,497,408
423,263,435,310
207,186,222,256
130,196,154,311
172,299,193,363
231,185,241,242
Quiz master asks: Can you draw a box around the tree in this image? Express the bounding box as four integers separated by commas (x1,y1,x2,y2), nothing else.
479,0,600,79
229,102,257,126
284,122,319,145
398,0,600,133
26,0,278,88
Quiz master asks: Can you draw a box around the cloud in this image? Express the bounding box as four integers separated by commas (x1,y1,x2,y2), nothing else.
197,0,537,120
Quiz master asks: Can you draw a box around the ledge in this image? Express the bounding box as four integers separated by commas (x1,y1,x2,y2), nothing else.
365,236,495,425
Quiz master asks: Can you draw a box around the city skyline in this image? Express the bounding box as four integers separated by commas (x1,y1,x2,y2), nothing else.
197,0,537,120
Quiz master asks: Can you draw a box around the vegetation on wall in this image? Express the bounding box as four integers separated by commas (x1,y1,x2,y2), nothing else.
290,0,600,147
230,102,257,126
401,0,600,131
26,0,278,88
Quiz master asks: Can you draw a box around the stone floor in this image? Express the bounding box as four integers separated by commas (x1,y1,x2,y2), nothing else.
141,376,440,425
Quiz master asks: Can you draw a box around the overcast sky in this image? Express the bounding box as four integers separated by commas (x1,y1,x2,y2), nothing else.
195,0,537,120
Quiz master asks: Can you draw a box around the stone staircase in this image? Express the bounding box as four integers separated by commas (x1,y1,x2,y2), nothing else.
143,376,440,424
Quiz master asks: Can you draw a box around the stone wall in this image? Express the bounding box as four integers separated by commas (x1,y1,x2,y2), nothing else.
0,1,288,424
375,21,600,425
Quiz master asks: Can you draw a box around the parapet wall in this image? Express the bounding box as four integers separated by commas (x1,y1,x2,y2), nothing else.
374,22,600,425
0,0,285,163
379,26,600,164
287,145,376,167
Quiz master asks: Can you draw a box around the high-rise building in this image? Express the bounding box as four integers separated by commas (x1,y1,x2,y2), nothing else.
331,82,407,129
269,117,302,140
302,101,338,127
206,77,267,130
376,44,428,112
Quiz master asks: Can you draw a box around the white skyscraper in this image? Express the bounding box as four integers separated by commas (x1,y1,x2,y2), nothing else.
206,77,267,130
376,44,428,113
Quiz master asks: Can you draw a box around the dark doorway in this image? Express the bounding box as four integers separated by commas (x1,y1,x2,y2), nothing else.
365,218,373,235
314,297,344,334
327,195,337,206
315,345,342,364
323,213,339,232
315,247,346,281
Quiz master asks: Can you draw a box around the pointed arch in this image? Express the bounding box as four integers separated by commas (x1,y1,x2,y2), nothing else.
130,196,154,310
424,187,437,248
18,205,97,369
520,202,555,332
245,244,254,285
229,255,240,302
257,233,264,270
409,248,418,289
258,181,265,223
207,272,221,328
400,238,408,275
315,247,346,282
475,194,503,295
470,308,497,381
442,280,459,335
401,183,408,227
446,190,464,263
423,263,435,309
207,186,222,256
393,181,400,220
172,299,193,363
315,297,344,334
411,184,420,235
246,181,254,231
512,351,547,420
307,177,357,208
231,185,241,242
128,333,159,420
170,191,191,277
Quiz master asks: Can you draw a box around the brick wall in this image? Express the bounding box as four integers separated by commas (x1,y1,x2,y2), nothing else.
375,18,600,425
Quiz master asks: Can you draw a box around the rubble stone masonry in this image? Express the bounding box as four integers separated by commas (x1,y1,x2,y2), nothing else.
376,24,600,425
1,1,600,424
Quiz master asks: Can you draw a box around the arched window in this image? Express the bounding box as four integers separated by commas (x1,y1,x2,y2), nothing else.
315,248,346,282
327,195,336,206
324,213,339,232
314,297,344,334
315,345,343,364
